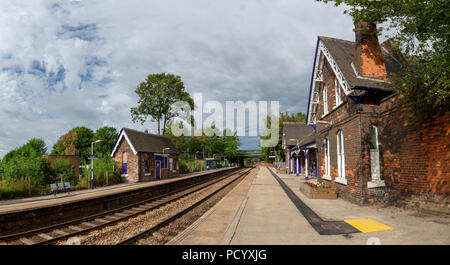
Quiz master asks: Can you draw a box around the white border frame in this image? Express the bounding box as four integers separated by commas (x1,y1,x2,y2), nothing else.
110,129,138,156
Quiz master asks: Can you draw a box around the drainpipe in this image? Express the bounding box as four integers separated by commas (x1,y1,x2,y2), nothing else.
359,113,367,204
139,153,142,182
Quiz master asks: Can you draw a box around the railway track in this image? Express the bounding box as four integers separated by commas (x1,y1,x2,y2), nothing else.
0,168,250,245
116,167,252,245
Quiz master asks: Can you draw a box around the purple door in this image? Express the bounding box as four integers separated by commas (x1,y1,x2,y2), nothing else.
122,152,128,175
156,160,161,180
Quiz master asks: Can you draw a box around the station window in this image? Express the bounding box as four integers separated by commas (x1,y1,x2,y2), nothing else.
323,85,328,115
335,78,342,106
336,130,345,179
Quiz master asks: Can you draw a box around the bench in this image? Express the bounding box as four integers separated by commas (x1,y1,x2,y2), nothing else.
50,182,71,196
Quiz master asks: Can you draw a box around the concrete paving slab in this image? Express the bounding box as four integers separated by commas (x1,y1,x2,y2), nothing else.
167,167,257,245
171,166,450,245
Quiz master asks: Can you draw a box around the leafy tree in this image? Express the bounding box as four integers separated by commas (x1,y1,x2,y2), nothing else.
165,123,242,164
260,112,306,162
51,130,78,155
94,126,118,156
317,0,449,118
53,158,75,184
0,139,52,185
2,138,47,164
131,73,194,135
51,127,94,162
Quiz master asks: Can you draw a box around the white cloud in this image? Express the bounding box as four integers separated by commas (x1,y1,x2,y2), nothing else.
0,0,354,156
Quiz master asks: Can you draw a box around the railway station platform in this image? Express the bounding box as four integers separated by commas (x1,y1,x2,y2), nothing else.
0,167,235,215
168,166,450,245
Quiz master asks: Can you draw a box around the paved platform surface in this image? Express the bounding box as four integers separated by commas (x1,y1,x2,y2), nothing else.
170,166,450,245
0,167,234,214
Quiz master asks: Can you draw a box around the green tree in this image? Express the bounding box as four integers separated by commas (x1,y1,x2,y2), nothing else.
51,127,94,163
260,112,306,162
94,126,118,157
53,158,75,184
317,0,449,118
131,73,195,135
0,139,52,185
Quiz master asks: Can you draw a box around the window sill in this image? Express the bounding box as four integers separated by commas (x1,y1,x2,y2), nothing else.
334,177,347,185
333,102,343,110
322,175,331,180
368,180,385,188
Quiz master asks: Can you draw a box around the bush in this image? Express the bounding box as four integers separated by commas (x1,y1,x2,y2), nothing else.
53,158,76,184
79,155,120,188
1,151,52,185
178,159,189,174
0,178,42,199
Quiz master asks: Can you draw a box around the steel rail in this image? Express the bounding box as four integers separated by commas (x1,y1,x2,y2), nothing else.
0,168,242,245
116,167,252,245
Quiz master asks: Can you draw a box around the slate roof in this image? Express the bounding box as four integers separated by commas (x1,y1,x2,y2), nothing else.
119,128,179,155
319,36,403,92
298,132,316,148
283,122,315,147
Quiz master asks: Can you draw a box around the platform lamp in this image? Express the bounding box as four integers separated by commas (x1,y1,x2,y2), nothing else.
90,140,102,189
162,147,170,155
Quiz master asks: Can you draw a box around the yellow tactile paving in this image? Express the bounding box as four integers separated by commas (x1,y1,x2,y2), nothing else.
344,218,392,233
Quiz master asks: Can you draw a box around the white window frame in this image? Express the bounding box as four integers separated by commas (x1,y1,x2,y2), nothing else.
335,130,347,185
323,85,328,115
323,136,331,180
368,125,385,188
334,78,342,108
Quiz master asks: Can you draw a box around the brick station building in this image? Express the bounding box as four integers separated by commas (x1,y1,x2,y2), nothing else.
111,128,180,182
282,122,317,178
305,21,449,211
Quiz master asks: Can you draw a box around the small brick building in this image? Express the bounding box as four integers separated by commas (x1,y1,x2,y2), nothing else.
306,21,449,211
111,128,180,182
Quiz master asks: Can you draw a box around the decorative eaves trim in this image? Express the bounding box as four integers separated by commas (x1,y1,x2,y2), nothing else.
318,40,352,95
110,129,138,157
307,39,353,125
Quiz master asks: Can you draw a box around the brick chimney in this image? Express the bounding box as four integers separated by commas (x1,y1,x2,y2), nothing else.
353,21,388,80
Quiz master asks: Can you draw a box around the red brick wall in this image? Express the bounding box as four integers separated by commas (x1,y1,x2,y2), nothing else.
112,138,139,182
314,56,449,209
46,155,80,176
376,96,449,206
113,138,180,183
139,152,179,181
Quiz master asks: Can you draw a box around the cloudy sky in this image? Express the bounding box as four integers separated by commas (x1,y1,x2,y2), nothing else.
0,0,356,157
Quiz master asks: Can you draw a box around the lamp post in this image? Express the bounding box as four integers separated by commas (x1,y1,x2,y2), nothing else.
90,140,102,189
162,147,170,155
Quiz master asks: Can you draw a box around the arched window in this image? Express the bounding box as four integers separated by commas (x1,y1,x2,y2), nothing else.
369,125,383,185
323,136,330,179
323,85,328,115
336,130,345,181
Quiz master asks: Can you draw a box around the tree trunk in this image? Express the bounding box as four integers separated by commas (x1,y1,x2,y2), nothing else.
157,119,161,135
163,115,167,135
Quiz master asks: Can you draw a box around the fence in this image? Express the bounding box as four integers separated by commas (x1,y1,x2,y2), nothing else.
273,161,286,169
